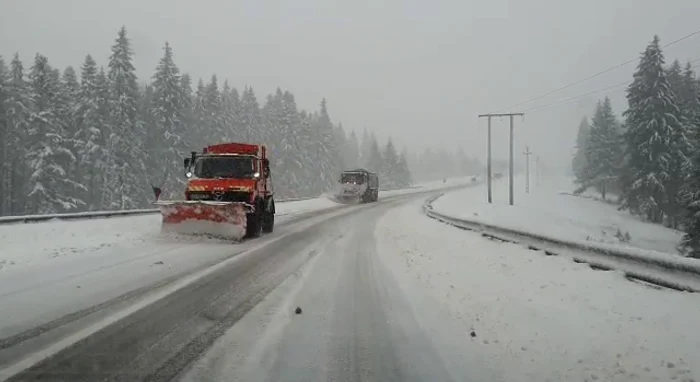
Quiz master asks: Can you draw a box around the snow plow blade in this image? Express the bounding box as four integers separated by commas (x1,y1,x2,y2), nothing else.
330,193,361,204
155,201,253,241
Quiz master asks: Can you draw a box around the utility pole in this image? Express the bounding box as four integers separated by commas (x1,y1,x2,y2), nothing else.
523,146,532,194
487,117,492,203
478,112,524,205
536,155,541,186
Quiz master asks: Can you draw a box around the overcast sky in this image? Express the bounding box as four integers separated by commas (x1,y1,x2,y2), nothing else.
2,0,700,170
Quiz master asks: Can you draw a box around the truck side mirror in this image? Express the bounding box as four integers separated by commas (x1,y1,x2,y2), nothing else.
183,158,191,169
152,186,162,201
263,158,271,178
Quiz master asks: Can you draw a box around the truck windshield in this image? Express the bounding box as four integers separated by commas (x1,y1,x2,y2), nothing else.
194,156,255,179
341,173,365,184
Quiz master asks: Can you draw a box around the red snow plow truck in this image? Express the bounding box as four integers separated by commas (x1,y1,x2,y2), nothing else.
155,142,275,241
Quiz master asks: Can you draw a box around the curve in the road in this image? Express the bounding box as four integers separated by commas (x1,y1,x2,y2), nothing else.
1,191,461,382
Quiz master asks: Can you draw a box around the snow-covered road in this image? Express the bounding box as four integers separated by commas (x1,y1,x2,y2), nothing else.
2,178,698,381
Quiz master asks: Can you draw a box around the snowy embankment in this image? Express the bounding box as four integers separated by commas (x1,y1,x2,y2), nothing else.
432,175,684,256
0,176,474,271
377,199,700,382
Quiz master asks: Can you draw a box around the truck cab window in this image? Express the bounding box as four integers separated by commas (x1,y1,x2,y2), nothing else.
194,157,255,179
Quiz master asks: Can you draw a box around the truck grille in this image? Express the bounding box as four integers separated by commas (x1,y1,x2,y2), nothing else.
188,191,251,203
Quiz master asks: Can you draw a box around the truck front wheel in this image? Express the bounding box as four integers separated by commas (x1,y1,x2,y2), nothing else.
262,199,275,233
245,204,263,238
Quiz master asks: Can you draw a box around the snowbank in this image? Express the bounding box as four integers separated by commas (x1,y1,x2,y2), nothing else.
432,175,684,255
377,200,700,381
383,176,478,196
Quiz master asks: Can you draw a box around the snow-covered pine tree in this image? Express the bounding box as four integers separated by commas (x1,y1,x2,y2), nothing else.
105,26,146,209
572,117,590,181
149,42,186,198
620,35,690,225
576,97,623,200
315,99,341,191
677,63,700,139
59,66,79,138
139,84,158,184
179,73,196,148
679,66,700,255
334,122,348,170
298,109,321,196
366,133,383,175
219,80,240,142
75,55,108,209
24,54,84,213
239,86,262,143
58,65,85,204
345,130,360,169
359,129,371,169
381,139,399,189
261,89,284,174
191,79,207,150
4,54,32,214
395,148,413,187
275,90,306,196
0,56,9,215
202,75,222,145
228,86,242,139
681,150,700,257
666,60,684,104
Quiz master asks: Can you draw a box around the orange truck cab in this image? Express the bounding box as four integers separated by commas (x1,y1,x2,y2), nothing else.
182,142,275,237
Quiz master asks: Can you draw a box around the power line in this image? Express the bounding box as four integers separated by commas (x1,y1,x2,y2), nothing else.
491,29,700,113
522,81,628,113
522,61,700,114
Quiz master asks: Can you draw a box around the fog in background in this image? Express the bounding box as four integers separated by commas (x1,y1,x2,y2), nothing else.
2,0,700,172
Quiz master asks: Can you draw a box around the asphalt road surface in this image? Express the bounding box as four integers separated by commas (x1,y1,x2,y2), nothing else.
0,192,463,382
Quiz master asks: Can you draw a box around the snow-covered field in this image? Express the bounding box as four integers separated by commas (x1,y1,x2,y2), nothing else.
376,199,700,382
432,175,684,255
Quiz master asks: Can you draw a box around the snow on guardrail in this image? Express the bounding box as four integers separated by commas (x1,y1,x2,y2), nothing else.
422,193,700,286
0,177,480,226
0,196,317,225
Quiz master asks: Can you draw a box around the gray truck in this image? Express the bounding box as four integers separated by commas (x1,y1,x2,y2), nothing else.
337,169,379,203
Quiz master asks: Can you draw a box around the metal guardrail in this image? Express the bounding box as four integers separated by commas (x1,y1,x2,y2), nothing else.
422,193,700,292
0,179,480,226
0,196,317,225
0,179,479,226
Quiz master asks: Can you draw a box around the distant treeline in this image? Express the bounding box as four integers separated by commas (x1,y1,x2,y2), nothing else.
0,26,477,216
